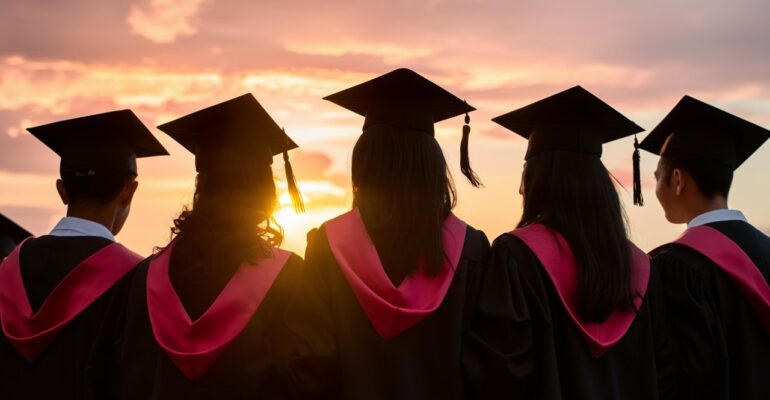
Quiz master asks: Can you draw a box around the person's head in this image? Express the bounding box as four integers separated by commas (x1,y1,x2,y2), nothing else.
158,93,302,264
352,125,456,280
494,86,644,323
56,171,139,235
27,110,168,235
653,152,732,224
641,95,770,224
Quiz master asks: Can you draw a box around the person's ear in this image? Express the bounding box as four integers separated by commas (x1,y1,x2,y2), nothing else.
120,180,139,208
56,179,69,205
673,168,685,196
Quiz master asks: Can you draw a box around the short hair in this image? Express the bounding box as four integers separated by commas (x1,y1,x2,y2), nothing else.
62,170,136,206
660,153,734,198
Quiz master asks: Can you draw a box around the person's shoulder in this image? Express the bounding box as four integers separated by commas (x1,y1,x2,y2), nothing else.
463,223,490,246
487,230,550,282
283,250,304,267
120,254,152,289
490,230,530,255
22,234,113,252
650,241,717,287
306,226,323,244
305,225,330,249
303,225,336,266
651,240,706,266
710,219,769,239
460,223,490,262
133,254,153,271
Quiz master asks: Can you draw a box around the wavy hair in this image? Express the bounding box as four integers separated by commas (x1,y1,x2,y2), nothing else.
168,163,282,270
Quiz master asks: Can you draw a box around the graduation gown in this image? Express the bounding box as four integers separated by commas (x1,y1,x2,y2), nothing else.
117,239,304,400
280,209,490,400
0,235,141,400
466,225,676,399
652,220,770,400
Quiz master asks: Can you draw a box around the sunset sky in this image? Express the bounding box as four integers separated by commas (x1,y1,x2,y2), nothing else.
1,0,769,255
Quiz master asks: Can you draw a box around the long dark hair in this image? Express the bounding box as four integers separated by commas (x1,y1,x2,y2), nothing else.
518,150,635,322
351,125,456,284
168,163,282,272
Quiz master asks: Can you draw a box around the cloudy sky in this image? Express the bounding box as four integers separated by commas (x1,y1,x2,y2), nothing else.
1,0,769,254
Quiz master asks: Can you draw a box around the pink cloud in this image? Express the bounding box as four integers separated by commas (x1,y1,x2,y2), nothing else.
609,167,655,190
127,0,209,44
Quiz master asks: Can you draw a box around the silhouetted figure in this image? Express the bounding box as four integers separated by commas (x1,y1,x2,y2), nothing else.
0,214,32,259
0,110,168,399
643,96,770,400
473,87,675,399
116,94,305,399
280,68,489,400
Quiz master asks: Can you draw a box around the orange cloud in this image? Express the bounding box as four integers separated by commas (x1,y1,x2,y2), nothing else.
0,56,223,113
284,39,434,64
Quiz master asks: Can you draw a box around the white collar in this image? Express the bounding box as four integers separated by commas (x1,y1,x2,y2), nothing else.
687,209,748,229
49,216,116,242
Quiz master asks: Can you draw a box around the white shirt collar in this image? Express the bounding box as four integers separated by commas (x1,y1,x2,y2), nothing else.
687,209,748,229
49,216,116,242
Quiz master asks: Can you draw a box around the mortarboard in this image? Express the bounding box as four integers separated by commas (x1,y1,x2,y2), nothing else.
323,68,482,187
492,86,646,205
27,110,168,177
0,213,32,258
640,95,770,171
157,93,304,212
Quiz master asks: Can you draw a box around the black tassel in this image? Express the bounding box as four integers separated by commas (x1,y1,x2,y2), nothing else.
460,102,482,188
632,134,644,206
282,129,305,213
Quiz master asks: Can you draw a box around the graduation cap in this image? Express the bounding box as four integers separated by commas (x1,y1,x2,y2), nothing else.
492,86,646,205
640,95,770,171
0,213,32,258
27,110,169,177
323,68,482,187
157,93,304,212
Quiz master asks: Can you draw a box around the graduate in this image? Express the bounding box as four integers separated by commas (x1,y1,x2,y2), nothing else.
116,94,305,399
0,213,32,259
641,96,770,400
0,110,168,399
475,86,675,399
281,68,490,400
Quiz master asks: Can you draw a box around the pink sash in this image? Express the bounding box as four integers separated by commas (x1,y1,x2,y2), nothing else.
324,208,467,339
653,225,770,334
146,241,292,380
0,237,142,361
510,224,651,357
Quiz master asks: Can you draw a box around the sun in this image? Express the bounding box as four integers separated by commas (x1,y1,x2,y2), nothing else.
274,206,301,228
273,192,302,228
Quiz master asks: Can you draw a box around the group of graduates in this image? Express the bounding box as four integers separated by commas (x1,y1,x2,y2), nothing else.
0,68,768,400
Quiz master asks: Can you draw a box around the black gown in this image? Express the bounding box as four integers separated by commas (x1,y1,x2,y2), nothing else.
465,233,677,400
280,223,491,400
116,243,304,400
0,235,132,400
653,220,770,400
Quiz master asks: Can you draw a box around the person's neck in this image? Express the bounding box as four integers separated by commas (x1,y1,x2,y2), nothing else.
684,196,728,224
65,206,117,233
